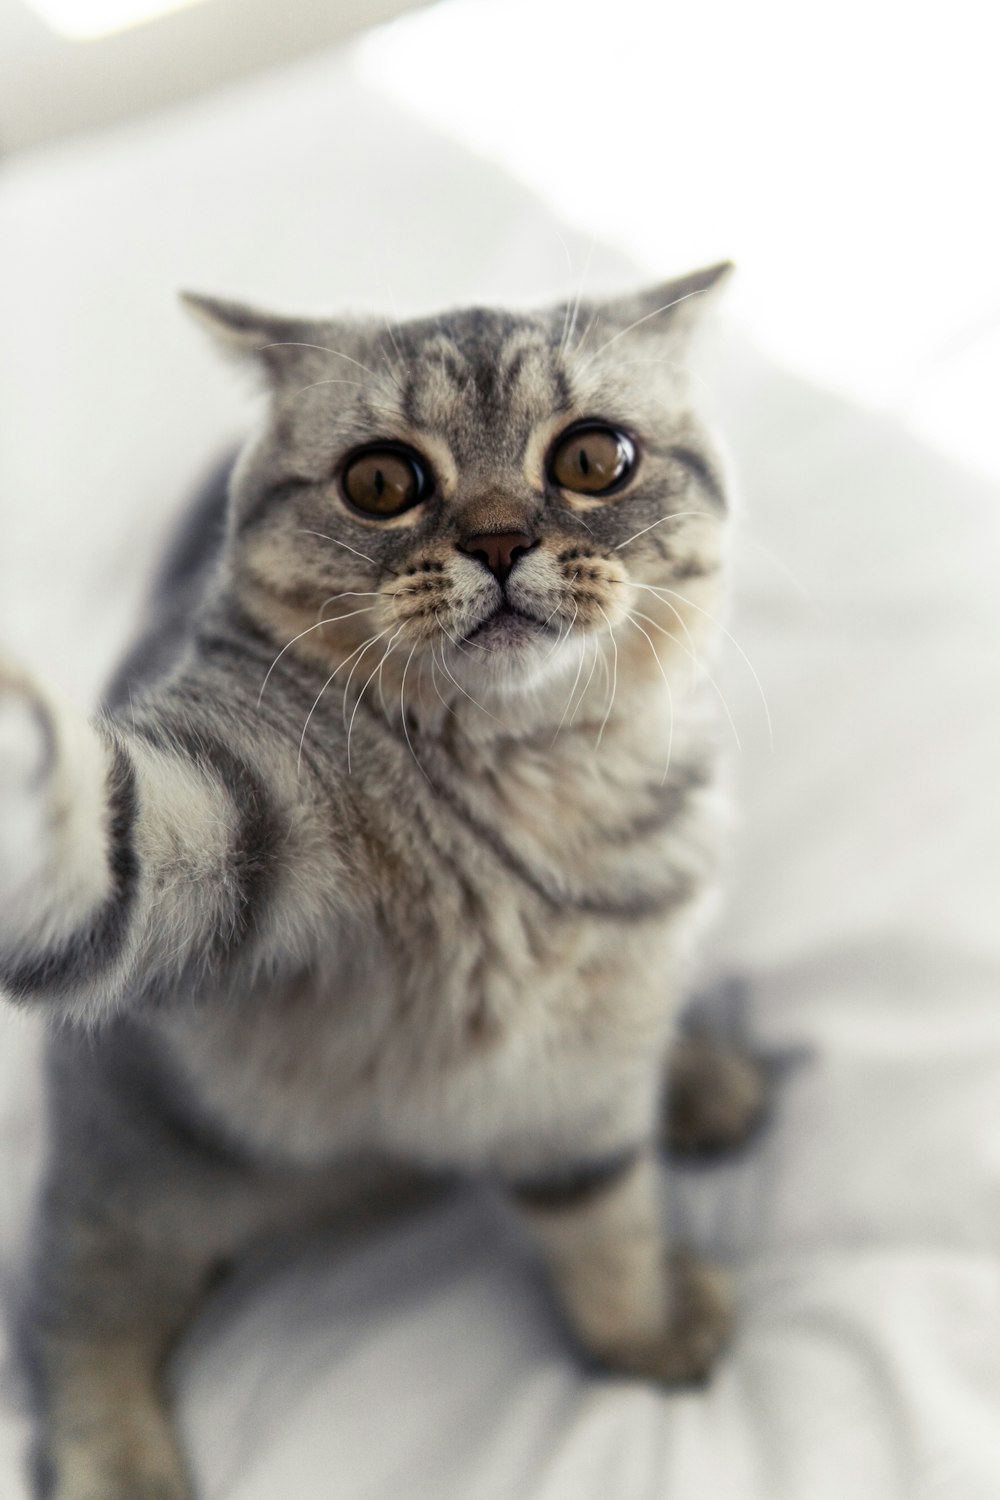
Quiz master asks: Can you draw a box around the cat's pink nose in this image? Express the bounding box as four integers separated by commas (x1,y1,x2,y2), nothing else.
458,531,536,585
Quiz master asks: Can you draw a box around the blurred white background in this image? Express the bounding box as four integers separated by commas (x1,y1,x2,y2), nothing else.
0,0,429,146
5,0,999,439
356,0,1000,477
4,0,996,477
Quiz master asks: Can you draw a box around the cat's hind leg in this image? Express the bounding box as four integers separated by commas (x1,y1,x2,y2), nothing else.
20,1019,442,1500
21,1030,288,1500
23,1196,207,1500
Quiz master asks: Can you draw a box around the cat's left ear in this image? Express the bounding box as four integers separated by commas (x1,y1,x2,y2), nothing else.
584,261,733,351
180,291,319,380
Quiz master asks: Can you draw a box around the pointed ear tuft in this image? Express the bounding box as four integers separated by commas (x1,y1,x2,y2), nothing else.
585,261,734,354
658,260,734,304
179,291,316,378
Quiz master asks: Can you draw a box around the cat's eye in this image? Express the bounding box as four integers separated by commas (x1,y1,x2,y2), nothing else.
341,445,430,518
549,423,636,496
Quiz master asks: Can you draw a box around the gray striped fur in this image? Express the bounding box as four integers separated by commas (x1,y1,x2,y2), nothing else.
0,265,763,1500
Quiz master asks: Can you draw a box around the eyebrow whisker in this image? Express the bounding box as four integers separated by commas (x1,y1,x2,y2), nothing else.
574,286,712,371
298,529,398,576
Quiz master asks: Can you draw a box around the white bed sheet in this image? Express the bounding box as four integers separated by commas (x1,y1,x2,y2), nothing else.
2,42,999,1500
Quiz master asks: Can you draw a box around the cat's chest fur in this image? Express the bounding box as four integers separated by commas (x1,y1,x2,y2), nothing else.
161,710,717,1174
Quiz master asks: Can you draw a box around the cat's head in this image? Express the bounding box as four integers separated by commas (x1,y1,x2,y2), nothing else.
185,266,731,710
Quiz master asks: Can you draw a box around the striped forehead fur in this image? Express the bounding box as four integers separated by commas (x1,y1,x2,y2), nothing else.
208,267,732,720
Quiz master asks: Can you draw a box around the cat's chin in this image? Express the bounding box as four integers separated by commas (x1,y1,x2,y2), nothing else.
461,603,549,649
442,618,585,699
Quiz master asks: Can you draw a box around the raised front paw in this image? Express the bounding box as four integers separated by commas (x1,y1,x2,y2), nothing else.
0,659,114,976
665,1032,768,1157
599,1251,733,1387
0,662,59,901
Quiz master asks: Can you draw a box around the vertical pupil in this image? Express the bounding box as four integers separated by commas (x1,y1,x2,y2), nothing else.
374,467,385,498
578,447,590,476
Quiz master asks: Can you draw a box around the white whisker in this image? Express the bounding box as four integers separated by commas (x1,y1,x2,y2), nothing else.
576,286,712,371
555,229,578,359
570,306,600,363
430,648,459,721
382,297,405,365
644,582,773,747
539,601,576,667
571,636,602,729
290,377,368,397
737,530,818,609
561,239,594,361
434,607,491,656
662,517,816,611
374,637,398,723
316,590,382,617
434,614,503,722
551,628,588,744
341,622,392,735
347,627,403,771
299,529,390,573
258,341,404,394
594,604,618,750
539,620,568,668
399,645,431,784
623,611,675,784
615,579,701,665
613,510,712,552
256,607,375,706
296,628,389,774
628,606,741,751
600,356,714,400
375,339,400,386
605,504,811,608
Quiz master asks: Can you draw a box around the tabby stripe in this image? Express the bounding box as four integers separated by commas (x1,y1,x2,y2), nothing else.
503,347,528,393
665,444,726,511
650,540,716,581
552,364,573,413
189,623,350,800
509,1146,641,1211
1,746,138,999
196,618,326,708
235,474,312,536
408,746,695,922
599,766,710,846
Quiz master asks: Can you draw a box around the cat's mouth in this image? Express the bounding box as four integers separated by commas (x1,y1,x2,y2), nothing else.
461,602,553,647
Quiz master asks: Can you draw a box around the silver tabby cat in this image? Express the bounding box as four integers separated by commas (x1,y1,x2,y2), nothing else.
0,264,764,1500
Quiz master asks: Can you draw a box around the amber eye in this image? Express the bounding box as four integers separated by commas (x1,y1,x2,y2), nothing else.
342,446,429,517
549,423,636,495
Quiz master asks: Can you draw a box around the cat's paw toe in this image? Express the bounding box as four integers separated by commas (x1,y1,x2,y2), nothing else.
665,1033,767,1157
0,666,58,899
0,670,54,794
48,1465,192,1500
599,1252,733,1387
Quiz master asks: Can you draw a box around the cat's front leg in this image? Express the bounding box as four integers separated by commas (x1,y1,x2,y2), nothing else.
0,656,306,1023
0,661,130,1004
511,1151,731,1385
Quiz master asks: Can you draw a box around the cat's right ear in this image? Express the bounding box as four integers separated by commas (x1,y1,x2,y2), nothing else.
180,292,316,381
